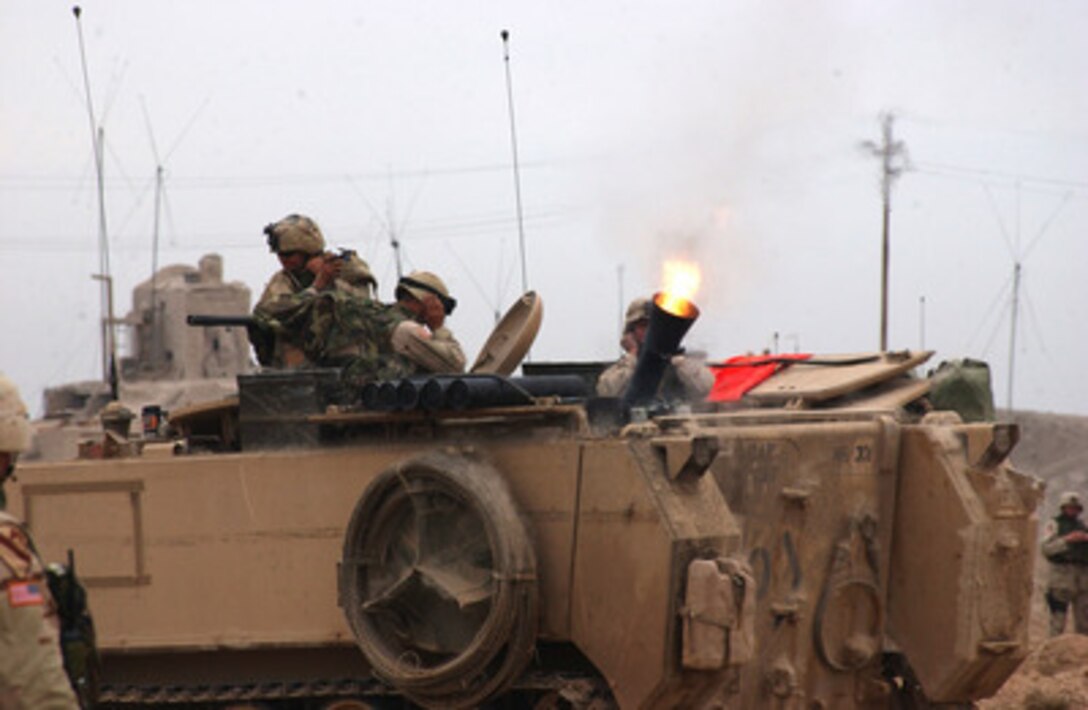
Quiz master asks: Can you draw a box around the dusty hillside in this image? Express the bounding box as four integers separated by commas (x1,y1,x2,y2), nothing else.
1005,410,1088,503
978,410,1088,709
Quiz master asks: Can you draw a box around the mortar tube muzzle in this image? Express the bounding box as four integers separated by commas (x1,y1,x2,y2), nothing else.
621,292,700,409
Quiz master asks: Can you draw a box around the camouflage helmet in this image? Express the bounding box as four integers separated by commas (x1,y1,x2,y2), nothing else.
339,252,377,289
396,271,457,315
1059,491,1083,509
0,374,31,454
100,400,135,438
624,297,652,332
263,214,325,255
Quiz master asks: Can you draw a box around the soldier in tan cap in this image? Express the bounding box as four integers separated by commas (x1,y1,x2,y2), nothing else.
388,271,466,374
0,374,80,708
1042,490,1088,636
596,296,712,402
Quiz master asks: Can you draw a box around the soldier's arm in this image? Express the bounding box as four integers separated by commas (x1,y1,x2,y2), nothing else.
596,356,635,397
1041,521,1070,559
429,327,467,373
254,272,313,320
673,356,715,400
391,322,466,374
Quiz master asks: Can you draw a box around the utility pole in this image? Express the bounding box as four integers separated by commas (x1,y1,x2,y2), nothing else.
863,113,907,351
1007,262,1021,411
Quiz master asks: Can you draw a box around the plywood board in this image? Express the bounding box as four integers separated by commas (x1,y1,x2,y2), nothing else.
745,351,933,405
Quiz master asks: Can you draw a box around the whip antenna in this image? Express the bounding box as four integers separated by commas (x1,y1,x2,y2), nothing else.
500,29,528,296
73,5,117,392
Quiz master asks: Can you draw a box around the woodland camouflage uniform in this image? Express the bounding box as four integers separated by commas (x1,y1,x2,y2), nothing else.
306,293,417,384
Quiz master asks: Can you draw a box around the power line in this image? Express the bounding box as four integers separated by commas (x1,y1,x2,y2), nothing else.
0,160,562,191
913,160,1088,190
0,206,579,251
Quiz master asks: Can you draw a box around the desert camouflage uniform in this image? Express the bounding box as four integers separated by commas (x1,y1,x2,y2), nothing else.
391,321,466,374
389,271,466,374
596,352,713,402
0,511,79,709
1042,512,1088,636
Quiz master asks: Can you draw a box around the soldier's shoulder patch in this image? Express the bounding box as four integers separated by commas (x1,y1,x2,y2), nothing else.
6,579,45,607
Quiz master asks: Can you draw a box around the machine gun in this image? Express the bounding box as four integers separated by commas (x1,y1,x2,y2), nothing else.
187,314,274,366
186,314,256,328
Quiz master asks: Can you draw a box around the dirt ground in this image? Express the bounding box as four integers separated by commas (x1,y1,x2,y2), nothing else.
975,410,1088,709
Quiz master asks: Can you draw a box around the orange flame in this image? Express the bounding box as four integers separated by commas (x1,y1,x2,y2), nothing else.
656,260,701,317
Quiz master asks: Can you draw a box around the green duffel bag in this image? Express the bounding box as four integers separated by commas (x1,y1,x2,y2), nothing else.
928,358,996,422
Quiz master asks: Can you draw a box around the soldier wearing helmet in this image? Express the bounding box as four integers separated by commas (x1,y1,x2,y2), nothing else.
1041,490,1088,636
251,214,335,367
0,374,80,708
335,251,378,301
387,271,466,374
596,296,712,402
252,215,384,369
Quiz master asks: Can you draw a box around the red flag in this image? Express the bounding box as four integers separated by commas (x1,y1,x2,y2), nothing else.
708,354,811,402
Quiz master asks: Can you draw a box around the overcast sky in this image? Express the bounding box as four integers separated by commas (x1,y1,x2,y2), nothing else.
2,1,1087,416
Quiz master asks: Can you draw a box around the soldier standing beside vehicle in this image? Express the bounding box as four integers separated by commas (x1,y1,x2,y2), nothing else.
596,296,713,401
0,374,79,709
1042,491,1088,636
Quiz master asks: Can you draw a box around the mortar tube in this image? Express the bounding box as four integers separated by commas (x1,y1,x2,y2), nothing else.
621,292,700,409
396,377,429,411
419,376,462,411
375,381,399,411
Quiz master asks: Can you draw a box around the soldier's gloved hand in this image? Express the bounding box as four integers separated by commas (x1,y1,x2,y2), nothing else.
308,254,342,290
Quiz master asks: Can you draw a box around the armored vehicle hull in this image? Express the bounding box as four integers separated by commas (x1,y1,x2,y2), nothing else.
8,358,1040,708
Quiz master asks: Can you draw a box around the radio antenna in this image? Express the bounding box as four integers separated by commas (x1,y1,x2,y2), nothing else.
500,30,529,296
73,5,117,395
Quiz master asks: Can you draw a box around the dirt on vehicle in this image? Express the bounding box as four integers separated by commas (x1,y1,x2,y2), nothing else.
7,292,1045,709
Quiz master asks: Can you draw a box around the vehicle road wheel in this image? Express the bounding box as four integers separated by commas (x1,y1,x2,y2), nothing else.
339,452,538,709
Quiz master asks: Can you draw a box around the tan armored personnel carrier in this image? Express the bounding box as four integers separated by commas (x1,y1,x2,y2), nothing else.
7,290,1041,708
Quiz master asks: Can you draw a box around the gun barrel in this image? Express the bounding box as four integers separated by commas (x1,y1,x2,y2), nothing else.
187,314,255,328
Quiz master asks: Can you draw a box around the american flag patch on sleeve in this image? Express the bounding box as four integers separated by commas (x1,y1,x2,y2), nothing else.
7,580,45,607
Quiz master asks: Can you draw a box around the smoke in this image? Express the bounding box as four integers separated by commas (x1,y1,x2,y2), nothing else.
576,3,856,351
